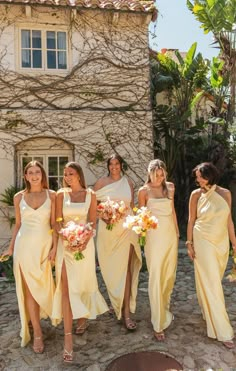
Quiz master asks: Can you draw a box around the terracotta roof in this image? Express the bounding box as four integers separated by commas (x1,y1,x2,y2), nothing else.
0,0,156,13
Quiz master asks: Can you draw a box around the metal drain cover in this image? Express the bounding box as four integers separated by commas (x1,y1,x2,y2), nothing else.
105,351,183,371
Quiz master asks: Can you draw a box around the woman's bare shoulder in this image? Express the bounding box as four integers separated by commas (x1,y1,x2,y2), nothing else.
216,186,230,201
48,189,56,200
191,188,202,199
94,176,109,190
14,190,25,200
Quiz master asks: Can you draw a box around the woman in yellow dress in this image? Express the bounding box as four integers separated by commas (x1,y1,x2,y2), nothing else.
187,162,236,349
52,162,108,363
3,161,57,352
138,159,179,341
94,154,142,330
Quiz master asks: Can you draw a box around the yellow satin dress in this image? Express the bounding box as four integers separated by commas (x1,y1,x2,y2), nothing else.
193,185,234,341
13,191,55,347
145,197,178,333
52,189,108,322
96,177,142,319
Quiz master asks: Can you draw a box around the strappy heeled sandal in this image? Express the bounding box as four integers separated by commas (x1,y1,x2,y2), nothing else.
223,340,235,349
123,317,137,331
154,331,165,341
75,320,89,335
63,332,73,363
33,336,44,354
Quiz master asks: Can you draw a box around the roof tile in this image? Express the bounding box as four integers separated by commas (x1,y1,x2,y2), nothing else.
0,0,155,13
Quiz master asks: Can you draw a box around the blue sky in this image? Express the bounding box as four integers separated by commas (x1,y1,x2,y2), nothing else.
150,0,219,60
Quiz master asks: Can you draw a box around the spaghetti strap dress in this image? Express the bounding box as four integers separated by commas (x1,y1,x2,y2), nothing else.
145,197,178,333
13,190,55,347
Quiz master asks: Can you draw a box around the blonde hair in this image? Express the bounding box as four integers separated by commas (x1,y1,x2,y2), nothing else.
146,159,169,197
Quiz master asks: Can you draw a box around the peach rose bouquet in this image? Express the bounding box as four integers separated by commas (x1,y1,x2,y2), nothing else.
97,197,128,231
59,221,93,261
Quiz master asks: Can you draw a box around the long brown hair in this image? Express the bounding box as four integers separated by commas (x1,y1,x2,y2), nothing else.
24,160,49,191
146,159,169,197
63,162,86,189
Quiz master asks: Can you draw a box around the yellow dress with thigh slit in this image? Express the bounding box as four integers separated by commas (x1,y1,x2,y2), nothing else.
13,190,55,347
96,176,142,319
193,185,233,341
52,189,108,323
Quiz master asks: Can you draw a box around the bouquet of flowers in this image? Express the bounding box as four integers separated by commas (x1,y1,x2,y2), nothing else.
59,221,93,261
123,206,159,247
226,253,236,282
97,197,128,231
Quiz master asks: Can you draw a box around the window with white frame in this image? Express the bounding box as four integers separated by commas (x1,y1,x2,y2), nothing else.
20,29,67,70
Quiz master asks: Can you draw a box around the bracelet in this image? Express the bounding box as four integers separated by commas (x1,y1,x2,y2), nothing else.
185,240,193,246
92,229,97,237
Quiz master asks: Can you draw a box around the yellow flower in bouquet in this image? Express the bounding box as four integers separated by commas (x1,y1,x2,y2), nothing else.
97,197,128,231
123,206,158,247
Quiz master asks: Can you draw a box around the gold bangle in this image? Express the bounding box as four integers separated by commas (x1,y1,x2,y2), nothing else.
185,240,193,246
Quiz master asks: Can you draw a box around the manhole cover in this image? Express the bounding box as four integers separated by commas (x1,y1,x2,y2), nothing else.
105,351,182,371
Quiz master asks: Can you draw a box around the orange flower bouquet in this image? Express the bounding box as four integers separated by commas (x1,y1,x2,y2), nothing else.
123,206,159,247
59,221,93,261
97,197,128,231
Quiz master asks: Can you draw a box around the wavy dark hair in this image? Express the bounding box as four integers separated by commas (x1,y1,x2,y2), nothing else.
24,160,48,191
193,162,219,186
107,154,124,175
63,162,86,189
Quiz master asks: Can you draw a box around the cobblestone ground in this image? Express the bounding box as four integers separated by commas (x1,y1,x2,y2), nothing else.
0,244,236,371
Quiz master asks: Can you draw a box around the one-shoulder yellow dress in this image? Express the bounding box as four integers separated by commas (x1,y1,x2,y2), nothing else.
13,191,55,347
52,189,108,322
193,185,234,341
96,177,142,319
145,197,178,333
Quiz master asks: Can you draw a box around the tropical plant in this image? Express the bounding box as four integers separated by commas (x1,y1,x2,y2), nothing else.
187,0,236,123
0,185,20,206
151,43,234,230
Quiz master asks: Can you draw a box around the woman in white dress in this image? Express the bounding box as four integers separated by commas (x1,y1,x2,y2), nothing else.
94,154,142,331
138,159,179,341
3,160,56,352
52,162,108,363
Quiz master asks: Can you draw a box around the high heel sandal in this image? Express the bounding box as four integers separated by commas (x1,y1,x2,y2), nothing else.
75,320,89,335
123,317,137,331
33,336,44,354
154,331,165,341
223,340,235,349
63,332,73,363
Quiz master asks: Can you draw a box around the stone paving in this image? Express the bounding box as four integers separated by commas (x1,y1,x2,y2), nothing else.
0,243,236,371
